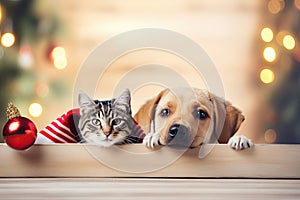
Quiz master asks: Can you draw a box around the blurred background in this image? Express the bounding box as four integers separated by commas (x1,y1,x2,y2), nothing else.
0,0,299,144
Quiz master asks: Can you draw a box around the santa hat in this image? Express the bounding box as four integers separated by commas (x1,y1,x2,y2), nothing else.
35,108,145,144
35,109,81,144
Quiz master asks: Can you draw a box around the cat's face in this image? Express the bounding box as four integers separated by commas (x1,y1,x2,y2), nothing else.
78,89,133,147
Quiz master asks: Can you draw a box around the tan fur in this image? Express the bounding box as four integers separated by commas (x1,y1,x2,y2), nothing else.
134,88,245,147
134,89,169,133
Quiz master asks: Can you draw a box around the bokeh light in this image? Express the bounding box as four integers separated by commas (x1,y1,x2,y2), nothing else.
1,32,15,47
283,34,296,50
50,46,67,69
261,27,273,42
54,55,67,69
28,103,43,117
51,46,66,60
18,45,33,69
263,47,276,62
268,0,285,14
264,129,277,143
260,68,275,84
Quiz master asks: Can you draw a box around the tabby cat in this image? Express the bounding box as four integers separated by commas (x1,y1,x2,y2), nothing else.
78,89,145,147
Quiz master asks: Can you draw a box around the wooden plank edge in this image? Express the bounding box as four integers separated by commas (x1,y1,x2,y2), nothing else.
0,144,299,178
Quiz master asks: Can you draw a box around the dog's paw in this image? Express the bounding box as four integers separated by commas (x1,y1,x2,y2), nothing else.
143,132,160,148
228,135,253,150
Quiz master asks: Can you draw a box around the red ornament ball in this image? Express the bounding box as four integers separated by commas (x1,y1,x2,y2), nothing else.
2,103,37,150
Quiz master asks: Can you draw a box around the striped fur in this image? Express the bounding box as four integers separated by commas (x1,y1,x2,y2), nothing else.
78,89,145,147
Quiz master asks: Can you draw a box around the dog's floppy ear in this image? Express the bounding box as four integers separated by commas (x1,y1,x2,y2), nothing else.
134,89,168,133
208,93,245,143
219,101,245,143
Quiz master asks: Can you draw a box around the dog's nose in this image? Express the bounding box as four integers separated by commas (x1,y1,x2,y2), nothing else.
168,124,191,148
168,124,188,139
169,124,180,139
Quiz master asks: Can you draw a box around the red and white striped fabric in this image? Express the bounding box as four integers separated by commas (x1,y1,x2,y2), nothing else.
35,109,80,144
35,108,146,144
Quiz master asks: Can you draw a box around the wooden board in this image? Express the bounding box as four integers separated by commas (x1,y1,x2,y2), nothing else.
0,144,299,178
0,178,300,200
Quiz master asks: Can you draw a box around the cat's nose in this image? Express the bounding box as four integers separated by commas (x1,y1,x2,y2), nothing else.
104,131,111,136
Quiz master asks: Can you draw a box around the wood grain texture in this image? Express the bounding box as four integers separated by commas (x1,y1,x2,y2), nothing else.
0,178,299,200
0,144,299,178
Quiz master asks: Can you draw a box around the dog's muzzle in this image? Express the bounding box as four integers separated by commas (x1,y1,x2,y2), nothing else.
167,124,192,148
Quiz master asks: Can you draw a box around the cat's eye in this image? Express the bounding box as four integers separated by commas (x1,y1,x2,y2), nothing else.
112,118,121,125
92,119,101,126
194,109,208,120
160,108,170,118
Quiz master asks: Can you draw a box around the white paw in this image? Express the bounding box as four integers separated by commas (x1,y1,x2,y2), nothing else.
143,132,160,148
228,135,253,150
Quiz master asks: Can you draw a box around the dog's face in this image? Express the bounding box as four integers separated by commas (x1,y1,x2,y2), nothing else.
134,87,245,148
152,88,212,147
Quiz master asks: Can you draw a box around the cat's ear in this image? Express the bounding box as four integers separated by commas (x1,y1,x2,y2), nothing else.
78,91,95,107
115,88,131,106
78,91,95,116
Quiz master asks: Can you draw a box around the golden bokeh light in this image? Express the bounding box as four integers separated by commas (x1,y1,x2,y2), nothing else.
260,68,275,84
268,0,285,14
54,56,67,70
51,46,66,59
264,129,277,143
263,47,276,62
1,32,15,47
261,27,273,42
28,103,43,117
283,34,296,50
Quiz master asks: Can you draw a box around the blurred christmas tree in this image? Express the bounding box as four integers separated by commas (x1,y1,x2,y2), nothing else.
0,0,69,141
258,0,300,143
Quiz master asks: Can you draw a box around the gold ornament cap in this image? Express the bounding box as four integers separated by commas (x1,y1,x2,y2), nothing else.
6,103,21,120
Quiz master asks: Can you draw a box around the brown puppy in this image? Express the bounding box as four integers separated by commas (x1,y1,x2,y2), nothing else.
134,87,253,150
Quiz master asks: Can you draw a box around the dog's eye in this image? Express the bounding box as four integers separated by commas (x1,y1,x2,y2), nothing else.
195,109,208,120
92,119,101,126
160,108,170,118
